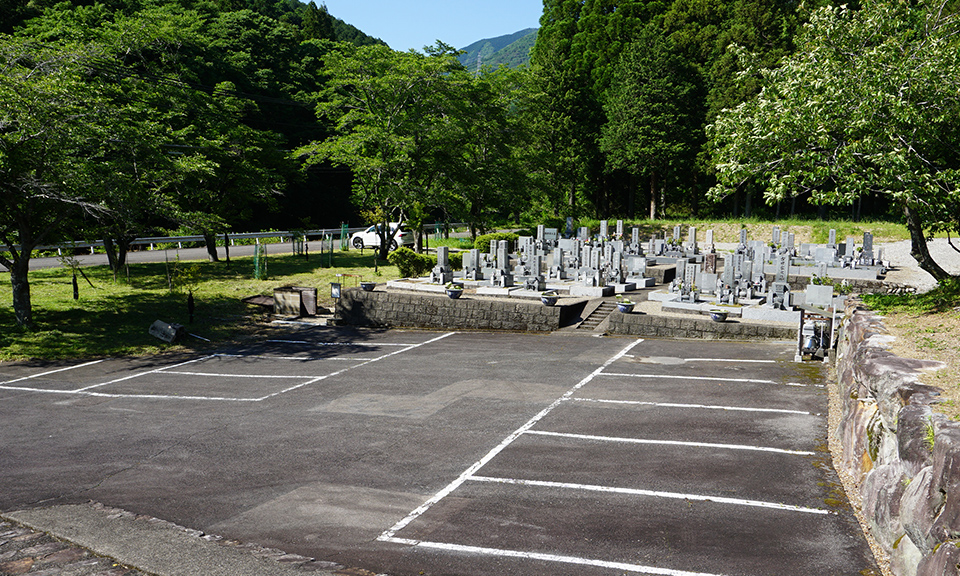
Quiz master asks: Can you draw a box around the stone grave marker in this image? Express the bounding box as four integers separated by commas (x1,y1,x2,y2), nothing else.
806,284,834,309
704,252,718,274
775,252,790,283
599,220,609,239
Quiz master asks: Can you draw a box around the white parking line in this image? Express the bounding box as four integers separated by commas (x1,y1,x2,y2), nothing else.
378,338,644,541
600,372,824,388
573,397,814,415
2,333,456,401
525,430,816,456
377,538,729,576
160,371,323,379
265,339,413,346
213,353,362,361
0,359,104,385
468,475,830,514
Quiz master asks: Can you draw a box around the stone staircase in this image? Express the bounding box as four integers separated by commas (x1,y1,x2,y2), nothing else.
577,300,617,331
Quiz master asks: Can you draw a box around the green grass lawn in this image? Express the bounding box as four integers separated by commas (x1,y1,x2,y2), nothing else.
0,251,401,362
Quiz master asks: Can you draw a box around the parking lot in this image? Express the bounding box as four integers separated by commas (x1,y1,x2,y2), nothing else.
0,326,878,576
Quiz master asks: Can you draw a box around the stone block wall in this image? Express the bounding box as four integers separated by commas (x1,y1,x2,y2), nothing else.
607,311,796,340
336,289,581,332
835,303,958,576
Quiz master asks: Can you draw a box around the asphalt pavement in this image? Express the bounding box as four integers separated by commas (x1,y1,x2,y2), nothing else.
0,326,879,576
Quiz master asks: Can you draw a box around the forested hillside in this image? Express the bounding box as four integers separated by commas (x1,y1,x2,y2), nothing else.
458,28,537,73
3,0,959,328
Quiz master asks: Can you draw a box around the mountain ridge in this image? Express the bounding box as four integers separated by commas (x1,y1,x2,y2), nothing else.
458,27,537,73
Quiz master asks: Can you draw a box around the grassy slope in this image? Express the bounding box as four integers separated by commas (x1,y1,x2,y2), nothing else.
0,251,400,362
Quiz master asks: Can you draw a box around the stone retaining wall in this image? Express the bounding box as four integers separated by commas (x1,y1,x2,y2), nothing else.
607,310,797,340
835,303,958,576
336,289,584,332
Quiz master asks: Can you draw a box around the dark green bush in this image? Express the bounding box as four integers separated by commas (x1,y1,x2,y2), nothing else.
387,247,464,277
474,232,519,252
387,247,431,278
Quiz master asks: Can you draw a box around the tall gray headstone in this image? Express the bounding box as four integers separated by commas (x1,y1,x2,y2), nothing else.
828,229,837,247
704,253,717,274
616,220,624,238
599,220,609,239
772,226,781,245
863,232,874,261
775,253,790,283
739,229,748,245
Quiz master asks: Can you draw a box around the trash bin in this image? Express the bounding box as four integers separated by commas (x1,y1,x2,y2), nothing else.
273,286,317,317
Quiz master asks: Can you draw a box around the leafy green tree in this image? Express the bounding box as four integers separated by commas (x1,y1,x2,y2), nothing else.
709,0,960,279
297,43,467,259
601,27,705,219
0,37,110,327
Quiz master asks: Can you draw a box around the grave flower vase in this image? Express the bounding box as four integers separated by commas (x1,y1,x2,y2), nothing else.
541,292,559,306
360,281,376,292
446,288,463,299
617,302,634,313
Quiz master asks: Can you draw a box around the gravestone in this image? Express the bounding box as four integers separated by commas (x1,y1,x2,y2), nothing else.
775,252,791,283
631,227,640,247
599,220,609,239
704,252,718,274
862,232,874,262
673,225,682,242
828,229,837,247
772,226,781,246
683,263,697,293
579,227,590,241
565,217,574,238
430,246,453,284
705,230,715,253
616,220,624,238
806,284,834,309
543,228,559,245
686,227,697,253
739,229,748,246
816,261,828,279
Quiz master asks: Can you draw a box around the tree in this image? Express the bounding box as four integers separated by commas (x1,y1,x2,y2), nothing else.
600,27,705,219
297,43,467,259
0,38,110,327
709,0,960,280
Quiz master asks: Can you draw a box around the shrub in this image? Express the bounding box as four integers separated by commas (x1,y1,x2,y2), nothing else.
387,247,464,277
474,232,519,252
387,247,430,278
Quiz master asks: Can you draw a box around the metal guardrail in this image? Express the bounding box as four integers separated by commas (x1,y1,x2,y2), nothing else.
11,223,467,255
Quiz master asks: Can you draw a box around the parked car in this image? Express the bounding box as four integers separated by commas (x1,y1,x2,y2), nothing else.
350,223,414,250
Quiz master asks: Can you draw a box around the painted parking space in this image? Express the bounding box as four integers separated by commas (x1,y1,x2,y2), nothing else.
377,337,874,576
0,330,454,401
0,329,877,576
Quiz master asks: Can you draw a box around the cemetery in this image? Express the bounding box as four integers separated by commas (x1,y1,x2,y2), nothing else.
336,220,889,356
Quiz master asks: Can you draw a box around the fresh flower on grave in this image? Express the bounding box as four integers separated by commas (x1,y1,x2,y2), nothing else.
445,282,463,290
541,290,558,297
616,294,634,305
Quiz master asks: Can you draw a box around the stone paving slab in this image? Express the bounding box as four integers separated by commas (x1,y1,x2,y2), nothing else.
1,503,379,576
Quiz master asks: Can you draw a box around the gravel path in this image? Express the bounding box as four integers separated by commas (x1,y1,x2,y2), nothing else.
879,238,960,292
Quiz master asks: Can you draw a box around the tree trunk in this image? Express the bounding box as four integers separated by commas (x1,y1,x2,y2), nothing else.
203,232,219,262
648,171,658,220
905,203,951,281
224,233,231,264
9,258,33,328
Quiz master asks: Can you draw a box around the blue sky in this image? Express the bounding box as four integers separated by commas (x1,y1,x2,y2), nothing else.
317,1,543,52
